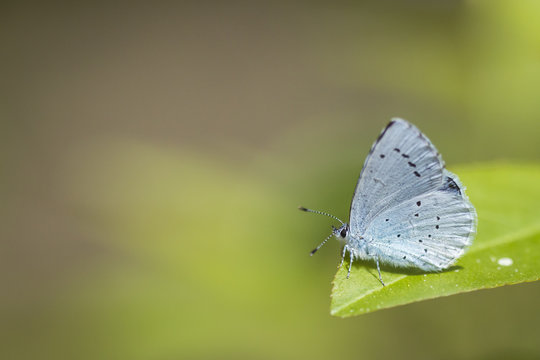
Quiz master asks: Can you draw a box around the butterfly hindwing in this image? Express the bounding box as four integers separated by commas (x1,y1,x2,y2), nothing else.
363,170,476,270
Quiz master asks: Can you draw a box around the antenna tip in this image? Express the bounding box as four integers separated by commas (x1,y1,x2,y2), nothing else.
298,206,308,212
310,248,318,256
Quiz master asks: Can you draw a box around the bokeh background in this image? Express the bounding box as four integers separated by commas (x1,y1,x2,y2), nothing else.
2,1,540,359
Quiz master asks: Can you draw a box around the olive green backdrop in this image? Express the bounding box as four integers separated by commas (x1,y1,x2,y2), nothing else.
2,1,540,359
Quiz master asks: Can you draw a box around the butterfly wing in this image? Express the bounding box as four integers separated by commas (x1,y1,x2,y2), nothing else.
363,169,477,270
349,118,445,236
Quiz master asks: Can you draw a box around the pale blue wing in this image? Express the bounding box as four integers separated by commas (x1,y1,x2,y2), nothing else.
363,170,477,270
349,118,445,235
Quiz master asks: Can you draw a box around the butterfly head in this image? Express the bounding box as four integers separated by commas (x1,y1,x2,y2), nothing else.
332,224,349,241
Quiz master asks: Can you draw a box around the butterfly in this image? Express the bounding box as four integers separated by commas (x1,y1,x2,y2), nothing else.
300,118,477,286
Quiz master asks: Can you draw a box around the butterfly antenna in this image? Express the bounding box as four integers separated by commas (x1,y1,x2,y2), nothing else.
310,232,334,256
298,206,345,226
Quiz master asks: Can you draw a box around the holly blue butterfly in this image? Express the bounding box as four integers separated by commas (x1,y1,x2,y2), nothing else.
300,118,477,286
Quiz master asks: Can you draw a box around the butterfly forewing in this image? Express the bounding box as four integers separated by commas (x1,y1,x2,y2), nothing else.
349,119,445,235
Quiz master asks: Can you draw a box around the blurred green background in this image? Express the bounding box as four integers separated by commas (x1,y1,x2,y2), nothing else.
2,1,540,359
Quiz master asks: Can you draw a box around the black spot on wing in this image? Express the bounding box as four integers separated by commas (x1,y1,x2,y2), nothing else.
393,148,400,153
440,175,462,195
380,154,385,158
408,161,416,167
413,171,421,177
401,153,410,159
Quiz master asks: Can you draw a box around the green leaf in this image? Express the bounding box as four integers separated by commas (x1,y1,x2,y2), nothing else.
330,163,540,317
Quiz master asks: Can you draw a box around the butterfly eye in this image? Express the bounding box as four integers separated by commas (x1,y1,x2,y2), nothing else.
340,228,347,238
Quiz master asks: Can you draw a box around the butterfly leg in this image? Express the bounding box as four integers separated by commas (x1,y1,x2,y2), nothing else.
347,252,353,279
376,259,385,286
338,246,347,269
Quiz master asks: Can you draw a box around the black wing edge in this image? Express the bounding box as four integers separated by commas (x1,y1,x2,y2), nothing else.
440,175,462,195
